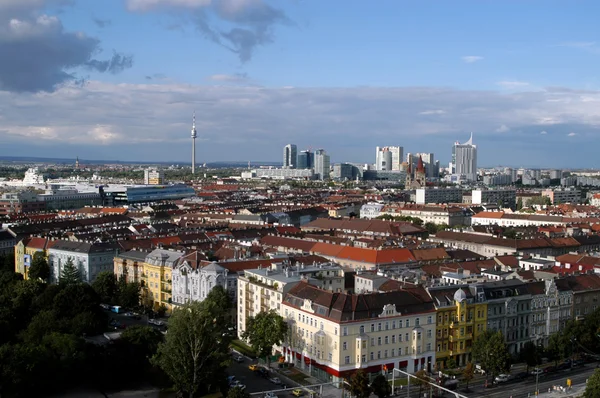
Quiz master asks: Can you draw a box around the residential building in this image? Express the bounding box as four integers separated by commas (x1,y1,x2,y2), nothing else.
141,249,183,313
254,168,315,180
284,144,298,169
314,149,331,180
14,237,54,279
113,250,148,283
281,282,437,382
0,230,16,257
471,189,516,208
37,186,103,210
527,280,573,346
452,134,477,182
0,191,46,215
389,146,404,171
380,204,470,227
542,188,581,204
237,262,345,337
428,286,488,369
562,274,600,321
415,188,463,205
48,241,116,283
144,168,164,185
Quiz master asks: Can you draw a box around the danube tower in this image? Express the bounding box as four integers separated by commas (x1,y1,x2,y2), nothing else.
191,112,197,174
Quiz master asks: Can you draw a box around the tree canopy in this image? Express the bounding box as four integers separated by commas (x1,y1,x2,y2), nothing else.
60,257,80,285
241,310,287,367
371,374,392,398
472,330,511,379
584,369,600,398
348,370,371,398
28,251,50,282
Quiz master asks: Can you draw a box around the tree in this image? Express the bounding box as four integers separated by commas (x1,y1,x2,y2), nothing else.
348,370,371,398
584,368,600,398
462,362,475,391
241,310,288,368
472,330,511,380
60,258,80,285
28,251,50,282
446,357,457,369
371,374,392,398
516,197,523,210
227,386,250,398
152,299,231,398
424,222,438,235
413,369,428,395
519,341,542,373
92,271,117,304
547,330,568,366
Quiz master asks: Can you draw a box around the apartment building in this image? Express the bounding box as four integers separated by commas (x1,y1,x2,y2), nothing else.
281,282,437,383
0,230,16,257
428,286,487,369
471,189,517,208
381,204,470,226
14,237,55,279
237,262,345,337
542,188,581,205
48,240,116,283
415,188,463,205
527,280,573,346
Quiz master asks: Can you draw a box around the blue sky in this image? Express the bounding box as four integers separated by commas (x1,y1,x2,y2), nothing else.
1,0,600,167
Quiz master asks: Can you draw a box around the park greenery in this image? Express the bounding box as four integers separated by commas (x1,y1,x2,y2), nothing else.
471,330,511,380
241,310,288,368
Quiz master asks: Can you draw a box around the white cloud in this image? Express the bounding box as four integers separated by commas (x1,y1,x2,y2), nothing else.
461,56,483,63
540,130,548,135
208,73,249,83
497,81,530,89
568,132,577,137
558,41,596,48
125,0,211,11
418,109,446,115
496,124,510,133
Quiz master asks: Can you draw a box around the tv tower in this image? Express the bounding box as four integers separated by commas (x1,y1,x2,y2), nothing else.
191,111,197,174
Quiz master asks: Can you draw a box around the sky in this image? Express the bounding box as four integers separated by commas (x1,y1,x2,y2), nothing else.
1,0,600,168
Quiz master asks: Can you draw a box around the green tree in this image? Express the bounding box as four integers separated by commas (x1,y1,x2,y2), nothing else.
92,271,118,304
348,370,372,398
462,362,475,391
152,298,231,398
516,197,523,210
116,279,141,309
60,258,80,285
546,331,567,366
227,386,250,398
446,357,457,369
371,374,392,398
241,310,288,368
584,368,600,398
28,251,50,282
472,330,511,380
519,341,542,373
424,222,438,235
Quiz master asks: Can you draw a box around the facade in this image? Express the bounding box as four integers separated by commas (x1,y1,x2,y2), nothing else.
0,230,16,257
527,280,573,346
171,260,229,305
415,188,463,205
48,241,116,283
142,249,183,313
405,156,427,189
314,149,331,180
0,191,46,215
389,146,404,171
428,286,487,369
542,188,581,204
297,150,314,169
144,169,164,185
281,282,437,382
381,204,470,227
284,144,298,169
104,184,195,205
453,134,477,182
471,189,516,208
375,147,393,171
416,153,436,178
254,168,314,180
14,237,53,279
332,163,361,181
37,186,102,210
360,203,385,219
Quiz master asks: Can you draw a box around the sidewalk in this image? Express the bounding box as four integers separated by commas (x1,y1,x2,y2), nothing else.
536,384,585,398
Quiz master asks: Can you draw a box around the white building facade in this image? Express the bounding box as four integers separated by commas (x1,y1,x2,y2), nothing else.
48,241,116,283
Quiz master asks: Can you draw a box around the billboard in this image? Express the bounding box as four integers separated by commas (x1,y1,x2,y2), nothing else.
24,254,31,267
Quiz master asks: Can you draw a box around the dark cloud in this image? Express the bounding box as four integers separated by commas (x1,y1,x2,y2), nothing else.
0,1,132,93
128,0,290,62
92,16,112,28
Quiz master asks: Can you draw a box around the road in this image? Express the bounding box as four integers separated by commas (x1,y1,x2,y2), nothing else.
228,354,301,397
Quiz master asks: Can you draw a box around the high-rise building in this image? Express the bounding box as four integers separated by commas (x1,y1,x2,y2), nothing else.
453,133,477,181
389,146,403,171
314,149,330,180
297,149,313,169
375,147,392,171
144,168,164,185
283,144,297,168
416,153,437,178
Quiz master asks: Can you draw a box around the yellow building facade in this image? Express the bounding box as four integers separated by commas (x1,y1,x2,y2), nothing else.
429,286,487,369
113,249,183,314
14,237,53,280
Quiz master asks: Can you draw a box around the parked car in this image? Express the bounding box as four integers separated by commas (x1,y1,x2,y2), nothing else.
531,368,544,376
227,376,236,385
544,366,557,374
292,389,304,397
257,367,269,378
233,355,244,363
269,377,281,385
495,374,510,383
265,393,278,398
573,360,585,367
514,372,529,380
230,381,246,390
100,303,111,310
475,364,486,375
248,364,258,371
148,319,164,326
557,362,571,371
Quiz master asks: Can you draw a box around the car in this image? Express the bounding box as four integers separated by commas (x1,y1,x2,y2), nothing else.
248,364,258,371
100,303,111,310
544,366,557,374
531,368,544,376
557,363,571,371
292,389,304,397
573,360,585,367
495,374,510,383
269,377,281,385
233,355,244,363
475,364,486,375
230,381,246,390
265,393,278,398
257,367,269,377
227,376,236,385
148,319,164,326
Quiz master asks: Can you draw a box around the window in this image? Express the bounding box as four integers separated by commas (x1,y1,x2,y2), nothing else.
405,333,409,341
384,350,388,358
392,320,396,329
398,320,403,328
377,351,381,359
398,347,402,355
406,319,410,328
370,352,374,360
377,337,382,346
384,336,389,344
361,354,366,362
427,316,433,324
378,322,382,331
322,322,325,331
385,321,389,330
427,329,432,338
371,338,375,346
343,342,347,351
360,325,365,334
371,324,375,332
426,343,432,351
342,326,347,336
392,335,396,344
345,356,350,364
398,334,402,342
328,352,332,361
415,318,420,327
335,328,338,335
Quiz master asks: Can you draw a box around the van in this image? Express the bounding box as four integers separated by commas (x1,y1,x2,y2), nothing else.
110,305,122,313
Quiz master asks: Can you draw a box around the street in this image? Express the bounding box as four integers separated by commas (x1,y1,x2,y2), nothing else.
228,354,303,397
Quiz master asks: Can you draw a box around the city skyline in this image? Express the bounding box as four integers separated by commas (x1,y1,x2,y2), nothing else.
2,1,600,167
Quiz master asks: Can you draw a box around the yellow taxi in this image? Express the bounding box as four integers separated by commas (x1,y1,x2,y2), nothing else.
248,364,258,371
292,389,304,397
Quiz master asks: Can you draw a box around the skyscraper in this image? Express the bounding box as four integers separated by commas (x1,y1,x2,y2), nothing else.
283,144,297,168
389,146,403,171
375,147,392,171
297,149,313,169
453,133,477,181
314,149,330,180
416,153,436,178
191,112,197,174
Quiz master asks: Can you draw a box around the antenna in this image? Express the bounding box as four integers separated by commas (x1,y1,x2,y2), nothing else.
191,111,197,175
